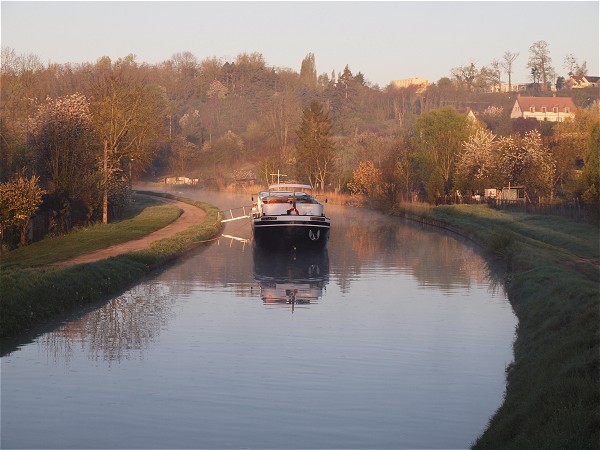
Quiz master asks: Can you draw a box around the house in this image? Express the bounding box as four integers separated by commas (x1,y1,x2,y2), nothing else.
465,108,477,123
569,75,600,89
487,82,521,93
497,185,526,203
161,176,198,185
486,186,526,203
455,107,481,125
510,95,576,122
390,78,429,93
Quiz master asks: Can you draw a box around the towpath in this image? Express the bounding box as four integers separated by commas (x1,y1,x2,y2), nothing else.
54,195,206,266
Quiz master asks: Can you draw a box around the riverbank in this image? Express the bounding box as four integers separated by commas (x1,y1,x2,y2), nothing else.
393,202,599,449
0,192,224,339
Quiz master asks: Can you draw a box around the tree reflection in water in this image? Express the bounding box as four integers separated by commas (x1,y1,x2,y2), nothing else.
40,282,177,364
328,206,505,297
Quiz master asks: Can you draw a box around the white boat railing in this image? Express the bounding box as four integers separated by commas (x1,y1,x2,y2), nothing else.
221,206,252,223
268,183,312,191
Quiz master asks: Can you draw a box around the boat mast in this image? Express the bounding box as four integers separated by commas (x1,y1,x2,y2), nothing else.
270,170,287,186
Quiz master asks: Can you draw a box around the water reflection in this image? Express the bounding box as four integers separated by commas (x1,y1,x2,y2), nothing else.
253,247,329,309
325,204,505,295
39,282,178,365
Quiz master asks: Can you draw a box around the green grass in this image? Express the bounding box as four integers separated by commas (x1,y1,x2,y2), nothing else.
0,192,224,339
0,195,182,269
406,204,599,449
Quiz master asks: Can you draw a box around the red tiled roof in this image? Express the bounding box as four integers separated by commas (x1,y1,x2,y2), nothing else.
516,96,576,111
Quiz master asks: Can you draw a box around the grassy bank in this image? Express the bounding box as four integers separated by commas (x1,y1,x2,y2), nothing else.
0,192,224,339
1,194,182,269
395,202,599,449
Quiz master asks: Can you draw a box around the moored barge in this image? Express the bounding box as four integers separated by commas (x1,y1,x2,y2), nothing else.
251,183,330,250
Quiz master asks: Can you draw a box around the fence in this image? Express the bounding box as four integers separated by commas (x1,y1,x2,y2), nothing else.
487,198,598,224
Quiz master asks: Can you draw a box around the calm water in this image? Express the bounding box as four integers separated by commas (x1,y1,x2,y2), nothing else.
1,190,516,449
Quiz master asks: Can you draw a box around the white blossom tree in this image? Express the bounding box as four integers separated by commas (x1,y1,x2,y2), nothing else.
520,130,556,201
29,93,99,226
457,129,556,201
456,128,499,191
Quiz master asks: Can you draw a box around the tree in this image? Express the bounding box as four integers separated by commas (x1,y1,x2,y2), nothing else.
501,50,519,92
29,93,100,229
411,107,473,201
392,132,415,202
489,59,502,92
0,172,46,246
580,122,600,208
347,160,382,198
337,65,354,99
265,70,301,157
456,129,557,201
299,53,317,88
168,136,200,175
451,62,478,91
495,130,556,200
527,40,555,92
551,106,598,198
563,53,588,77
295,100,335,190
207,79,228,100
476,65,499,92
87,62,165,223
456,128,499,192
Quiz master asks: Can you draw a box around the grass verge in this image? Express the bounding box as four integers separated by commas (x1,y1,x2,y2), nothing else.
0,194,182,269
0,192,224,339
395,203,599,449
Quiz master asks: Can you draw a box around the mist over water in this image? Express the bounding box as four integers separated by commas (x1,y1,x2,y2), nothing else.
1,190,516,449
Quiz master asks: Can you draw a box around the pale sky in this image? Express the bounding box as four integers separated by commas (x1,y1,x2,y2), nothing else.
2,1,598,88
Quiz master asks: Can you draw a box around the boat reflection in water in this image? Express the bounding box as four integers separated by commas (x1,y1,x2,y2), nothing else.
252,247,329,310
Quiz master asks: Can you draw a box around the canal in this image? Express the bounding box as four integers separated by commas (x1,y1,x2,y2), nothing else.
1,189,516,449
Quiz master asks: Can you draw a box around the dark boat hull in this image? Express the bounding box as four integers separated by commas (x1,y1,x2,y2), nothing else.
252,219,330,250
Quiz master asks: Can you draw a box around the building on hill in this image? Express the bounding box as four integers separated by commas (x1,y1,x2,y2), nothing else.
569,75,600,89
455,107,479,123
390,78,429,93
510,95,576,122
487,82,522,93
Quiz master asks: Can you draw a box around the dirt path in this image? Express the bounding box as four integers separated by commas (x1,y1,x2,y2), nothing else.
55,195,206,266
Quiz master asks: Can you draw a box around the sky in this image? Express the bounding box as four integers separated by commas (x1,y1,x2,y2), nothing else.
2,1,599,88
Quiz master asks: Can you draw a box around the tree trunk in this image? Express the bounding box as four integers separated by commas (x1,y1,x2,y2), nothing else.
102,142,109,224
20,220,29,245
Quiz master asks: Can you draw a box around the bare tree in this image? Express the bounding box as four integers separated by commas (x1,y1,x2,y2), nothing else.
266,70,301,157
563,53,588,77
476,65,500,92
87,61,165,223
490,59,502,92
527,40,555,92
451,62,478,91
501,51,519,92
